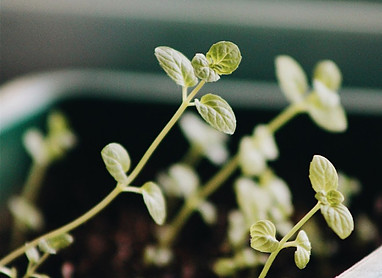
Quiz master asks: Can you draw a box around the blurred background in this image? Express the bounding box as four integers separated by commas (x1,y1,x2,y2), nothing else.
1,0,382,88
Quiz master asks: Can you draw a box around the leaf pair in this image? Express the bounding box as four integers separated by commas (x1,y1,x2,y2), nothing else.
101,143,166,225
309,155,354,239
250,220,312,269
155,41,241,135
275,56,347,132
155,41,241,87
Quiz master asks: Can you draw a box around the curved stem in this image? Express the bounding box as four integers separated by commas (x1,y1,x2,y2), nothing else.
1,81,206,268
258,202,321,278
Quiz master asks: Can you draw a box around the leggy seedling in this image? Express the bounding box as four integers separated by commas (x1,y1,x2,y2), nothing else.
250,155,354,278
149,54,348,271
0,41,242,277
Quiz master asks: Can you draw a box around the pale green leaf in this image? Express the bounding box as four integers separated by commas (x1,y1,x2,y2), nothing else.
191,53,220,82
141,182,166,225
326,190,345,205
155,46,198,87
309,155,339,193
227,210,247,247
23,129,48,164
38,233,73,254
101,143,131,184
206,41,242,75
25,245,40,264
8,196,44,231
275,55,308,103
294,245,311,269
195,94,236,134
179,112,229,165
306,92,347,132
197,201,217,225
235,178,271,225
144,245,173,266
0,266,17,278
250,220,279,253
213,258,236,276
238,136,266,177
253,125,278,160
321,203,354,239
313,60,342,91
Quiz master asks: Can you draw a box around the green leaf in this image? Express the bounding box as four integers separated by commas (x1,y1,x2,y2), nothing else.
313,60,342,91
206,41,242,75
250,220,279,253
195,93,236,134
141,182,166,225
238,136,266,177
155,46,198,87
38,233,73,254
101,143,131,184
275,55,308,103
309,155,339,193
320,203,354,239
191,53,220,82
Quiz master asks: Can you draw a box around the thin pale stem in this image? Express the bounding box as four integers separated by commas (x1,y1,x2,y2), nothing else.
267,102,305,134
24,252,50,278
0,81,206,268
258,202,321,278
128,81,205,183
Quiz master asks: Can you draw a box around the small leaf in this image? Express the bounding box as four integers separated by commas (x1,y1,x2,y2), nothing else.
275,55,308,103
38,233,73,254
155,46,198,87
320,203,354,239
326,190,345,205
309,155,339,193
238,136,266,177
213,258,236,276
206,41,242,75
313,60,342,91
141,182,166,225
195,93,236,134
294,245,311,269
0,266,17,278
30,273,50,278
197,201,217,225
253,125,278,160
8,196,44,231
23,129,48,164
25,245,40,264
250,220,279,253
191,53,220,82
306,93,347,132
101,143,131,184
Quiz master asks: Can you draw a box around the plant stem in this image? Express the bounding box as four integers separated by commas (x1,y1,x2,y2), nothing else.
128,81,205,183
24,252,50,278
160,102,303,248
258,202,321,278
0,81,206,268
160,154,239,247
267,102,305,134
